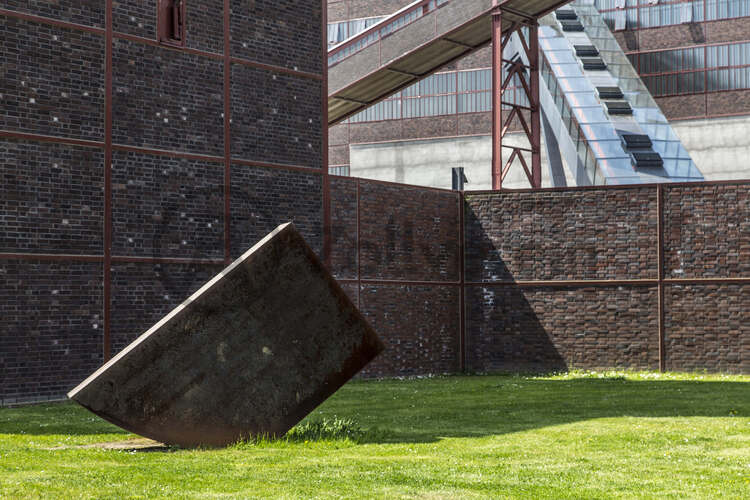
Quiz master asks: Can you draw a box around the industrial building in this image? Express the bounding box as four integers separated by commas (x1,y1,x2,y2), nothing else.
1,1,748,405
328,0,750,188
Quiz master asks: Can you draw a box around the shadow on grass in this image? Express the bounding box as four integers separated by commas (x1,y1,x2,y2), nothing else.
0,402,129,436
329,376,750,444
1,376,748,445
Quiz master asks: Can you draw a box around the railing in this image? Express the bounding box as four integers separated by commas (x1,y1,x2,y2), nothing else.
327,0,452,67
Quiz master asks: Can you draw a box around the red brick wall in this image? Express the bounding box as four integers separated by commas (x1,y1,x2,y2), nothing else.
463,183,750,374
330,177,463,377
331,180,750,378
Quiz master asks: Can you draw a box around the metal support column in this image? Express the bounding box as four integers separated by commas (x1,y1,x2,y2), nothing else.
492,10,542,190
491,7,503,190
529,22,542,188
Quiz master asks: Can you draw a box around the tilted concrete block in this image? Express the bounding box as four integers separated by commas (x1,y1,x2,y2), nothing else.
69,223,383,447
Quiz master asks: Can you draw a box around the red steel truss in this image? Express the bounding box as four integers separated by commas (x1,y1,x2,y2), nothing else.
492,7,542,190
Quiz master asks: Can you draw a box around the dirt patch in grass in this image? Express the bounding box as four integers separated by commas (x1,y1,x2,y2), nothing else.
45,437,169,451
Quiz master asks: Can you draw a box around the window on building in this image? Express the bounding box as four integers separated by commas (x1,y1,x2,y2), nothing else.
634,40,750,96
159,0,186,47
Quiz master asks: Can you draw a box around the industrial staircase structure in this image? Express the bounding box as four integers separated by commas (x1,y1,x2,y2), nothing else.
327,0,703,188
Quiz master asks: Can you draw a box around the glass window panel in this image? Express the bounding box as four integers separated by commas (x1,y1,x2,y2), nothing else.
565,93,602,107
574,106,609,123
588,140,628,159
552,64,584,78
580,123,621,141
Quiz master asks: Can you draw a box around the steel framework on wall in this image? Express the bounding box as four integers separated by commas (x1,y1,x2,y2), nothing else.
326,0,577,190
491,4,542,189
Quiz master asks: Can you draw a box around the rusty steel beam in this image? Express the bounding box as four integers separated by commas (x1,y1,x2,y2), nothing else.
491,6,504,190
492,12,542,190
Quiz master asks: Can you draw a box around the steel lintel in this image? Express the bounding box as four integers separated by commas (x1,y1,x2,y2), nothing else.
492,7,541,190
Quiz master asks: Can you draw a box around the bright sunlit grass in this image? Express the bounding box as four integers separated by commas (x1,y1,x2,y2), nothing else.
1,371,749,498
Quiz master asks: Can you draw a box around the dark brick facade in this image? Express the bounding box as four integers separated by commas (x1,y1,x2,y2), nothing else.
360,284,460,377
0,261,103,405
113,0,157,38
0,140,104,255
465,188,658,282
331,178,461,378
330,177,358,279
465,286,659,373
230,0,323,75
664,284,750,373
110,262,223,354
231,64,323,169
358,182,460,282
0,16,105,141
185,0,224,55
664,184,750,278
111,151,225,259
1,1,324,404
112,38,224,155
230,165,323,258
2,0,105,28
330,181,749,378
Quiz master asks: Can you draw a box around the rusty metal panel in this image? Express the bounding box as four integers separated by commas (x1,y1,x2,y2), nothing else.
69,223,383,447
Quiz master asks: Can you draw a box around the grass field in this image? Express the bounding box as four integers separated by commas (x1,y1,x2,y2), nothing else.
1,371,749,499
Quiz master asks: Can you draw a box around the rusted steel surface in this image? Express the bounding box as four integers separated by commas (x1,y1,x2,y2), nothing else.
68,223,384,447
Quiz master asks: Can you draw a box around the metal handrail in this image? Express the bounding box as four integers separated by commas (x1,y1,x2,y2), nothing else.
328,0,452,67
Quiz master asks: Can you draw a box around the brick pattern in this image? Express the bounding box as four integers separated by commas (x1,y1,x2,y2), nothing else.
338,281,359,308
359,284,460,377
112,38,224,155
230,165,323,259
664,284,749,373
330,177,358,279
230,0,323,75
664,184,750,278
637,23,696,51
110,262,223,354
464,189,658,282
231,64,323,169
0,16,105,141
0,140,104,255
332,0,411,21
655,95,706,120
359,181,461,281
1,1,325,404
113,0,156,38
466,286,660,373
3,0,105,28
707,89,750,117
614,19,750,120
111,151,224,259
0,261,103,404
186,0,224,55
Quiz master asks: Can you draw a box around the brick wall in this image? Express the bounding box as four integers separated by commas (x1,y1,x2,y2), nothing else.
1,0,326,404
330,177,462,377
464,183,749,374
616,18,750,120
329,180,749,377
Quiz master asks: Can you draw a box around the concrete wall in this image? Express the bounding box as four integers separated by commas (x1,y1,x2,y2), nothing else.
672,115,750,181
345,115,750,190
0,1,325,406
349,132,575,191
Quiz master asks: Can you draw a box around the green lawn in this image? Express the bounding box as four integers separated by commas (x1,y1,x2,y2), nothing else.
1,371,749,499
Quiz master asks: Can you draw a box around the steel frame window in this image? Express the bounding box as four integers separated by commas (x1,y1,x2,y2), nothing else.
158,0,186,47
633,39,750,97
346,68,525,124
